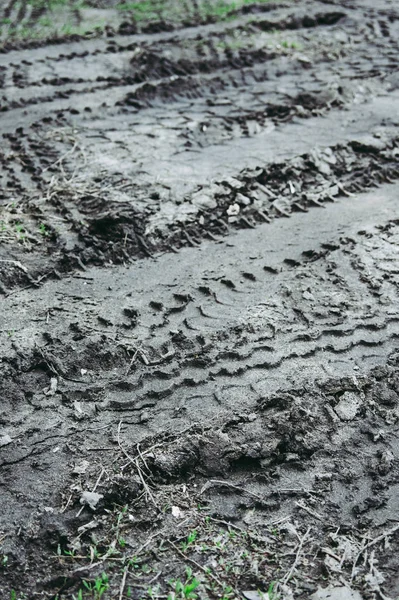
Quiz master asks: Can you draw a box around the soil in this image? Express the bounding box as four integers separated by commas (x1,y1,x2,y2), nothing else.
1,0,399,599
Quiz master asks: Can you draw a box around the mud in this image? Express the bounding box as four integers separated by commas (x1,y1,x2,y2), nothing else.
0,0,399,598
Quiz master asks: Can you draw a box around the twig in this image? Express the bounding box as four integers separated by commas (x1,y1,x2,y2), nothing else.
125,347,139,375
117,421,159,510
281,527,311,585
0,259,28,273
131,531,162,558
201,479,263,500
295,501,324,521
351,522,399,579
169,541,226,590
337,182,355,197
42,140,78,173
61,494,73,514
136,443,151,474
73,560,103,574
119,566,129,600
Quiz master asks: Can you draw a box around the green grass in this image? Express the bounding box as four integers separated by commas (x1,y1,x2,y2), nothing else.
117,0,274,24
168,567,201,600
72,573,110,600
0,0,278,44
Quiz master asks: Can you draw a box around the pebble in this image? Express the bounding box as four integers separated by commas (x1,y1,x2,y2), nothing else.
334,392,360,421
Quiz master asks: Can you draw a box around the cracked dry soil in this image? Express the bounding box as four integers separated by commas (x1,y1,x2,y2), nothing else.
1,0,399,598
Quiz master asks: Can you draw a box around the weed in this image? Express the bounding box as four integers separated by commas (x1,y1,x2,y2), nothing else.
221,586,235,599
281,40,300,49
14,222,25,240
168,567,200,599
39,223,49,237
116,0,274,25
10,593,27,600
82,572,109,599
141,563,152,574
181,530,197,552
268,581,279,599
39,17,52,27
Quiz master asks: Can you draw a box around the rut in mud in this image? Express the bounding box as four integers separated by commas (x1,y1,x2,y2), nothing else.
0,0,399,599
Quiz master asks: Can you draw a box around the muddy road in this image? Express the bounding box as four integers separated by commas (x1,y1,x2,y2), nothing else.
0,0,399,598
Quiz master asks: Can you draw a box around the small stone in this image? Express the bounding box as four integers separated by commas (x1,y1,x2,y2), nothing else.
243,592,269,600
73,460,90,475
378,449,394,475
140,411,149,423
0,434,12,447
227,203,240,216
236,193,251,206
44,377,58,396
171,506,183,518
191,193,217,210
376,385,398,407
296,53,312,64
80,491,103,510
334,392,361,421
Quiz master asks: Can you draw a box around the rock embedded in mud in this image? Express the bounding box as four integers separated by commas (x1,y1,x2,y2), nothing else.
242,591,269,600
334,391,361,421
191,192,217,210
374,383,398,407
80,491,104,510
0,434,12,447
378,449,394,475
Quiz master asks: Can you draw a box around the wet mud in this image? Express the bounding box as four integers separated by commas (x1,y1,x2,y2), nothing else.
0,0,399,598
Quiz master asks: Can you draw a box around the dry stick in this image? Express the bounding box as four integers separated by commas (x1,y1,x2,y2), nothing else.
73,560,103,574
0,259,28,273
209,517,281,546
281,526,312,585
295,500,324,522
209,517,245,533
128,422,201,464
131,531,162,558
351,522,399,580
119,566,129,600
204,479,263,500
337,182,355,197
117,421,159,510
125,347,139,375
43,140,78,173
61,493,73,514
136,443,151,474
169,540,226,591
136,462,159,509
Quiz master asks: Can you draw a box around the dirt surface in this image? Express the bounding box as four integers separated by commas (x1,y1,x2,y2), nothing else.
1,0,399,599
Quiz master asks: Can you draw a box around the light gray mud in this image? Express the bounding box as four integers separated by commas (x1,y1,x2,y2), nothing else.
0,0,399,599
